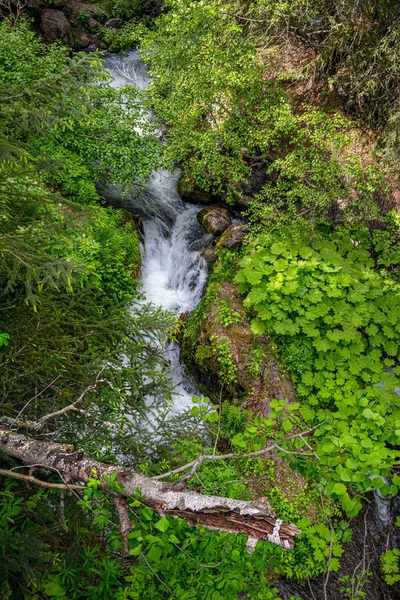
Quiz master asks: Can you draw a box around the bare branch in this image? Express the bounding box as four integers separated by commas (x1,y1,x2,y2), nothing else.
1,371,114,433
0,468,85,491
153,422,324,482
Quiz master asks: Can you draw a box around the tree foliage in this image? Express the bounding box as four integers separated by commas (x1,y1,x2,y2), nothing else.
139,0,390,222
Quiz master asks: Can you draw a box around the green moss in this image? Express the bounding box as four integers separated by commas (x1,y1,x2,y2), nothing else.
209,248,241,284
182,284,217,346
194,344,214,366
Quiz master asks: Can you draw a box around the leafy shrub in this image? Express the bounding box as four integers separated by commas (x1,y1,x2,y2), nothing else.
236,226,400,514
381,549,400,585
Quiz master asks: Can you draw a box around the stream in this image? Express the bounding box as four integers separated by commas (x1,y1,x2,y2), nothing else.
103,51,209,417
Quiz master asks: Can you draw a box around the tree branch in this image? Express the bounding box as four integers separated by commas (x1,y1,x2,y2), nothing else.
0,468,85,491
0,427,301,550
153,423,323,482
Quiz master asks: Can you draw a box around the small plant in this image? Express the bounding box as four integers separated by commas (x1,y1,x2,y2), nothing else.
339,571,372,599
381,549,400,585
76,10,90,25
218,300,243,328
194,343,214,366
0,332,10,347
210,335,238,385
190,395,219,424
249,346,267,378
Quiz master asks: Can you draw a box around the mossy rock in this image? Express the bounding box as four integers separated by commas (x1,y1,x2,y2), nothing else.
215,224,248,252
180,281,297,414
197,206,231,235
177,173,214,204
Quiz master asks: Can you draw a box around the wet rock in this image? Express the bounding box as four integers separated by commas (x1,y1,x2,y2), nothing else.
178,173,214,205
40,9,74,46
197,206,231,235
105,18,123,29
201,247,217,264
215,224,248,252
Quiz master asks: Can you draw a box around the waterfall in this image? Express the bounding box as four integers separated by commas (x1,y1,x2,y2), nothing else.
103,51,209,417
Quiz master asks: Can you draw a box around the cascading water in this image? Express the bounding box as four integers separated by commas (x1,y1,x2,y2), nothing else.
103,51,210,416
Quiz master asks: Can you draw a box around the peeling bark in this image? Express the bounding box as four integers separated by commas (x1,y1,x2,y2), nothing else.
0,427,301,549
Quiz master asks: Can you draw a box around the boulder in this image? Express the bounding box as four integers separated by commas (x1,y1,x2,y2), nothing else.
86,17,102,29
104,18,123,29
179,281,297,414
75,32,91,48
197,206,231,236
40,9,74,46
178,173,213,205
215,224,248,252
235,162,271,210
201,247,217,265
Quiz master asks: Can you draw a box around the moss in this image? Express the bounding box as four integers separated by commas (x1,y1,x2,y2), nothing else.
179,276,297,411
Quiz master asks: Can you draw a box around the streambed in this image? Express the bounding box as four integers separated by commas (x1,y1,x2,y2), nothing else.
103,51,210,417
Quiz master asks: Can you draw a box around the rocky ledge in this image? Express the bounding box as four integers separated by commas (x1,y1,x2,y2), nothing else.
180,281,297,416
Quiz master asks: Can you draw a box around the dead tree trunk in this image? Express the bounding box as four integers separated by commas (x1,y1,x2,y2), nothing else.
0,427,300,549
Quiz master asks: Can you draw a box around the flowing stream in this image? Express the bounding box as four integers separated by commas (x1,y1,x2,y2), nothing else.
103,51,209,416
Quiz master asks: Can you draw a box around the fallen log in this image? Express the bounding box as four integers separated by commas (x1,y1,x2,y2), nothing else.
0,427,301,550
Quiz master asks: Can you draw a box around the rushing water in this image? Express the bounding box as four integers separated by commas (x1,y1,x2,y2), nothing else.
103,51,209,416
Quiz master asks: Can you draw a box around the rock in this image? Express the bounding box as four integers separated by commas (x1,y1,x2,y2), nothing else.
179,281,297,415
178,173,214,205
104,18,123,29
75,32,91,49
40,9,74,46
201,247,217,264
87,17,102,29
235,162,270,210
215,224,248,252
81,4,107,23
197,206,231,236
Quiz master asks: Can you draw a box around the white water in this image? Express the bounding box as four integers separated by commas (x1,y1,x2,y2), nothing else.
103,51,209,416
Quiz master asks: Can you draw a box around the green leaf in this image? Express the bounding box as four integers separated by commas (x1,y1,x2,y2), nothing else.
130,544,142,556
332,483,347,496
270,242,286,255
336,465,352,482
231,434,246,448
168,534,180,544
44,582,65,597
319,440,335,453
155,517,169,533
147,545,162,562
231,549,240,562
250,319,266,335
